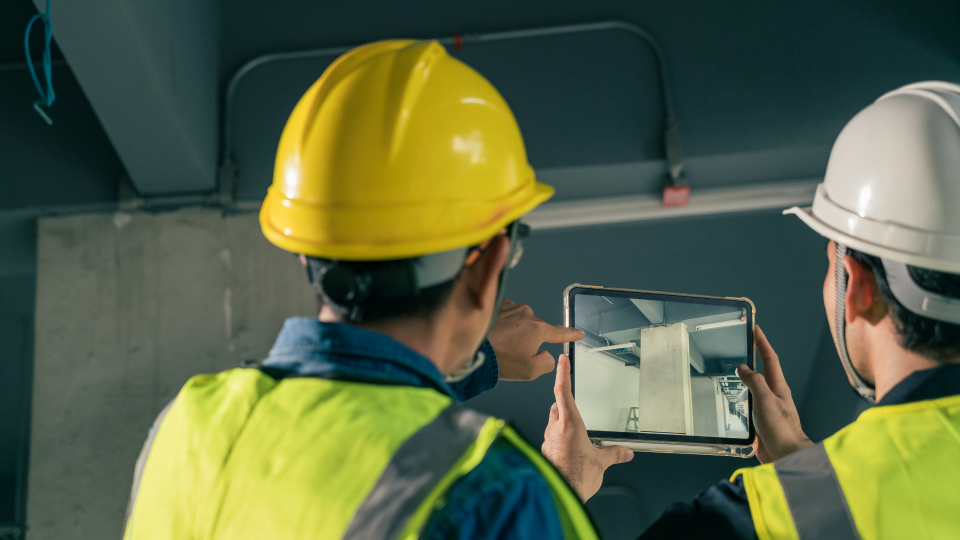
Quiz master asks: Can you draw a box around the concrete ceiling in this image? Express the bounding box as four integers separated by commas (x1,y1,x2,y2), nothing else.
3,0,958,203
221,0,960,201
28,0,220,195
0,0,960,202
0,1,123,211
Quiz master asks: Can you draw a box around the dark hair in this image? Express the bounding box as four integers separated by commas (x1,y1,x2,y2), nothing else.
847,249,960,361
306,257,460,323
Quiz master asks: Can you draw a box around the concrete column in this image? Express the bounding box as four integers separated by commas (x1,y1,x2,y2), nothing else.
715,379,728,435
637,323,693,435
691,377,723,437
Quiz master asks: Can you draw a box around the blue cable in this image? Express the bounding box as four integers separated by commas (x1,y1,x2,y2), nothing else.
24,0,55,125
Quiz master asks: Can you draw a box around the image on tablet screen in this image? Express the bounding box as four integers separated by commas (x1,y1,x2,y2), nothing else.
573,295,750,439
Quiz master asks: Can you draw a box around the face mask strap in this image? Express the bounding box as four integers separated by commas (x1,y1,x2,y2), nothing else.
835,242,877,403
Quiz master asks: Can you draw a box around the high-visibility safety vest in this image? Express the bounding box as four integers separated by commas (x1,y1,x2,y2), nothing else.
123,368,598,540
733,394,960,540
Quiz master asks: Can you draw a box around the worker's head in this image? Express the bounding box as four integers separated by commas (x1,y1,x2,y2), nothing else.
259,40,553,379
787,81,960,401
822,241,960,388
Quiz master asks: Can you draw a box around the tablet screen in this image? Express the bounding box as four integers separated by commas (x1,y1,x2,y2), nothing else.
568,287,754,445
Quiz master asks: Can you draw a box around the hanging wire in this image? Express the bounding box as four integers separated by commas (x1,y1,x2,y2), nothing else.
24,0,55,125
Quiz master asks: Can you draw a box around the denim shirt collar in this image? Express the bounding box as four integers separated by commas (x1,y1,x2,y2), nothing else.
261,317,458,398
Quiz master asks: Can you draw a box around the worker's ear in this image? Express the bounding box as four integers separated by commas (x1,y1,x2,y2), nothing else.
841,255,887,325
461,236,510,311
299,254,308,266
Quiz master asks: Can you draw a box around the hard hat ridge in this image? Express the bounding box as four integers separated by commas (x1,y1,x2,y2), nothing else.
877,81,960,128
382,41,445,160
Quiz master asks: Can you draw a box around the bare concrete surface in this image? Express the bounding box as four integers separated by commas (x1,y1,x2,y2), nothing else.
637,323,694,435
28,208,315,540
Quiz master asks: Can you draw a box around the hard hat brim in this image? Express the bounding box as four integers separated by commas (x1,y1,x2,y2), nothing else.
261,180,555,261
784,205,960,274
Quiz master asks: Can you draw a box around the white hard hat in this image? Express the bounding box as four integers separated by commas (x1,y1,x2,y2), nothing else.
785,81,960,275
786,82,960,403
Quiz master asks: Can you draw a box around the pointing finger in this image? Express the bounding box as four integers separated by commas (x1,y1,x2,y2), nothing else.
543,324,586,344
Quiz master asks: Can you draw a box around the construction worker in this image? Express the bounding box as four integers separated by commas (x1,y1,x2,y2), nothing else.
122,40,632,540
542,81,960,539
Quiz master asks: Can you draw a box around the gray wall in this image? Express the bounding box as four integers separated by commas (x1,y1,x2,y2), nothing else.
0,274,35,527
28,208,316,539
0,212,38,529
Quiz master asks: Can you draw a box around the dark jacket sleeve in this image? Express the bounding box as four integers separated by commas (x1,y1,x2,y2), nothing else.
421,440,564,540
639,476,758,540
448,339,500,401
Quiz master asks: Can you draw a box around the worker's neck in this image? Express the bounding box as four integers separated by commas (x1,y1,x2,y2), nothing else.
860,317,960,401
319,305,465,376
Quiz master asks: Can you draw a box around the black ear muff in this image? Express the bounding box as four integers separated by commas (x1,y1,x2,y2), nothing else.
320,265,371,305
303,255,441,322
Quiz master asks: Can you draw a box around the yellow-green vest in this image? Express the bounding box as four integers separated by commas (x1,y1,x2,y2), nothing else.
123,368,598,540
733,394,960,540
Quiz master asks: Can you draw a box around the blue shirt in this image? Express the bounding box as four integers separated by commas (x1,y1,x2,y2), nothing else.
261,318,565,540
641,362,960,540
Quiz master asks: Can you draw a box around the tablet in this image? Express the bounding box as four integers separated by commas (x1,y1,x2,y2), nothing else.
564,284,756,457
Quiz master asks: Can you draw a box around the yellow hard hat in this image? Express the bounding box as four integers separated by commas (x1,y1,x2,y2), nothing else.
260,39,554,260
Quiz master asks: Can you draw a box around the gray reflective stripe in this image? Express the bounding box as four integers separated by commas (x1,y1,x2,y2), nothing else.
343,405,490,540
774,443,860,540
123,399,176,533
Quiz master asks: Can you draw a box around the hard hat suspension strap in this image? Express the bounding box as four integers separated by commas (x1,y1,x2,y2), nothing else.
305,247,470,322
881,259,960,325
306,258,413,321
835,243,877,403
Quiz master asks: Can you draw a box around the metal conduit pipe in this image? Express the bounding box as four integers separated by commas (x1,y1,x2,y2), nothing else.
219,20,681,193
0,59,68,73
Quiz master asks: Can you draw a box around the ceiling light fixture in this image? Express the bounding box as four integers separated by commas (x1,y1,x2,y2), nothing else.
695,317,746,332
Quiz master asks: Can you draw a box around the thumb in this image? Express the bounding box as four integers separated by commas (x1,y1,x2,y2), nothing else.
548,402,559,423
738,364,772,400
597,445,634,469
553,354,576,420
